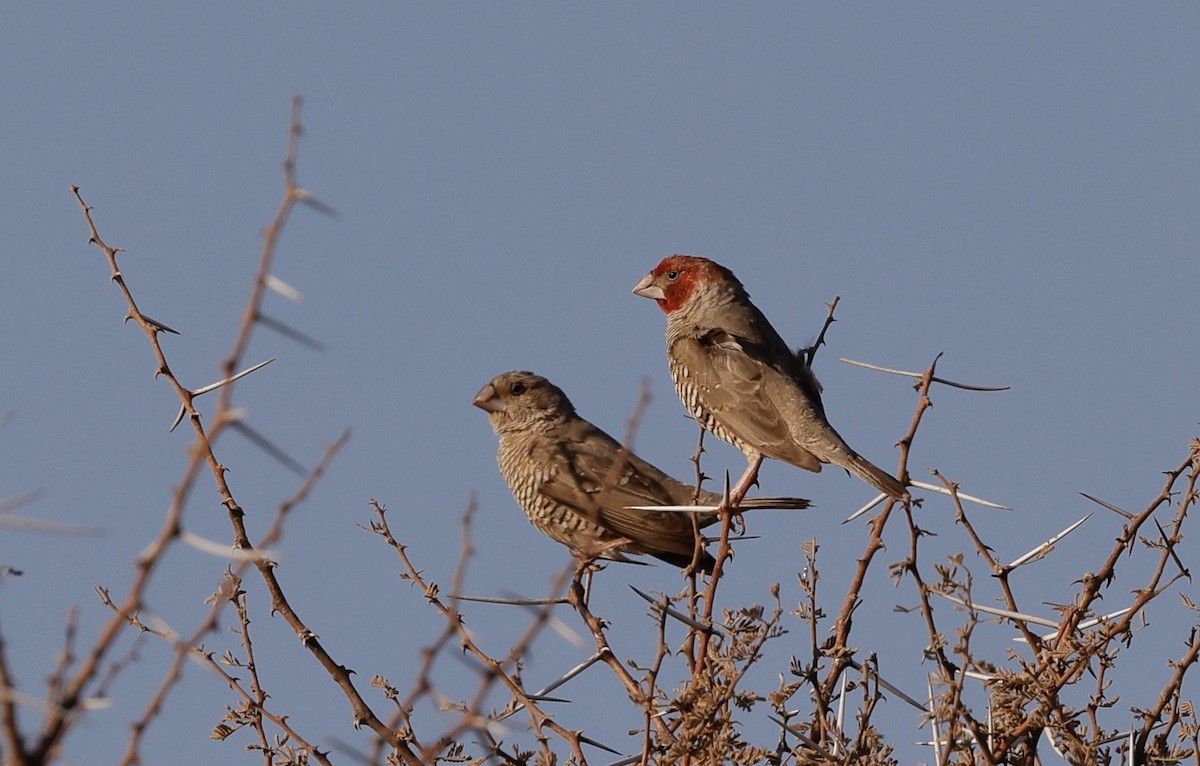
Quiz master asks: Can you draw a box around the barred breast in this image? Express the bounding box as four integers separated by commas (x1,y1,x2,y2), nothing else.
495,436,614,552
667,354,759,459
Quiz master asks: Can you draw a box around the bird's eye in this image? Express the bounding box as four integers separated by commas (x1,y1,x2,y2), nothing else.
510,382,526,395
666,270,679,280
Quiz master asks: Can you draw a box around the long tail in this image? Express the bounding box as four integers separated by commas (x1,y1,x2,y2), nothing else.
842,452,907,499
739,496,813,510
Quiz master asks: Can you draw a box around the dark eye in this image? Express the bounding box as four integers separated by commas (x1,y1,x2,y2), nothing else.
666,270,679,280
510,382,526,395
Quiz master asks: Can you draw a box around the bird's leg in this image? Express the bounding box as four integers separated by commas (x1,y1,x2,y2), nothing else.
583,567,594,605
728,454,764,509
568,567,589,609
569,556,597,605
570,537,633,603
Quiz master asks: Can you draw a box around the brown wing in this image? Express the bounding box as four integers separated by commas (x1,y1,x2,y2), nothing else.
673,329,830,472
536,420,704,557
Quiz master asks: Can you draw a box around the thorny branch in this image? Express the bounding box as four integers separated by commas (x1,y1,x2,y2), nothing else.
366,500,600,763
65,99,412,765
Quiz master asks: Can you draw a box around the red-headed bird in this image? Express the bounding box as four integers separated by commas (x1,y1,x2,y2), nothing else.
632,255,906,500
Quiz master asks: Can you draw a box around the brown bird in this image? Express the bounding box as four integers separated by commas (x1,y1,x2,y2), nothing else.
473,371,811,572
632,255,907,500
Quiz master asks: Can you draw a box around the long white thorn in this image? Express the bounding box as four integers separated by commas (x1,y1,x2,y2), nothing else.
1013,607,1135,643
843,493,887,523
909,480,1012,510
933,592,1060,628
845,658,926,711
177,530,279,562
833,671,847,755
169,359,275,431
1005,513,1092,570
265,274,305,302
492,652,605,723
927,674,941,765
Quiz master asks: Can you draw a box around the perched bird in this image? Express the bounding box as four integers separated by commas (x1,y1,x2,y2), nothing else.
473,371,811,573
632,255,907,500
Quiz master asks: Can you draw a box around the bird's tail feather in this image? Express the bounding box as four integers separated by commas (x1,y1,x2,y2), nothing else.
739,496,812,510
844,453,907,499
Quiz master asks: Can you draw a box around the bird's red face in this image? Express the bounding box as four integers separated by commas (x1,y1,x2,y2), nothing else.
632,255,729,314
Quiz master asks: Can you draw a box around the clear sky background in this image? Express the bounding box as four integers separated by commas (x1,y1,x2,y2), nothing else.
3,5,1198,765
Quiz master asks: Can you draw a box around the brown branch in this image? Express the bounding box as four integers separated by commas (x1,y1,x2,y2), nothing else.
566,570,677,746
219,95,305,396
71,102,406,763
640,594,672,764
0,619,28,764
898,502,995,765
97,584,332,766
798,295,841,368
228,578,272,756
29,201,196,751
367,501,597,763
1134,444,1200,756
814,354,936,741
118,430,348,765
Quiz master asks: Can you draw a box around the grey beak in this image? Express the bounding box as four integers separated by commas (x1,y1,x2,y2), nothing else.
470,384,504,413
472,383,506,413
632,272,666,301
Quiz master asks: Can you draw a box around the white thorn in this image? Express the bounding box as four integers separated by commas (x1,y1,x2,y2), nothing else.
180,530,279,562
1005,513,1092,570
843,493,886,523
266,274,305,302
909,480,1012,510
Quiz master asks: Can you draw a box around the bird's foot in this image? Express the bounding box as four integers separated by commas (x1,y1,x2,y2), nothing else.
728,455,765,509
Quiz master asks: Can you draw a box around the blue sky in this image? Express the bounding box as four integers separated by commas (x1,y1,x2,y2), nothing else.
3,5,1199,764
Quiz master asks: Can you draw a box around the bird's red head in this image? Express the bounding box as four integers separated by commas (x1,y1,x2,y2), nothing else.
632,254,737,314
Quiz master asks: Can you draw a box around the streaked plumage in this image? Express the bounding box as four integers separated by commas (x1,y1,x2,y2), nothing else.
473,371,811,572
632,255,906,499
